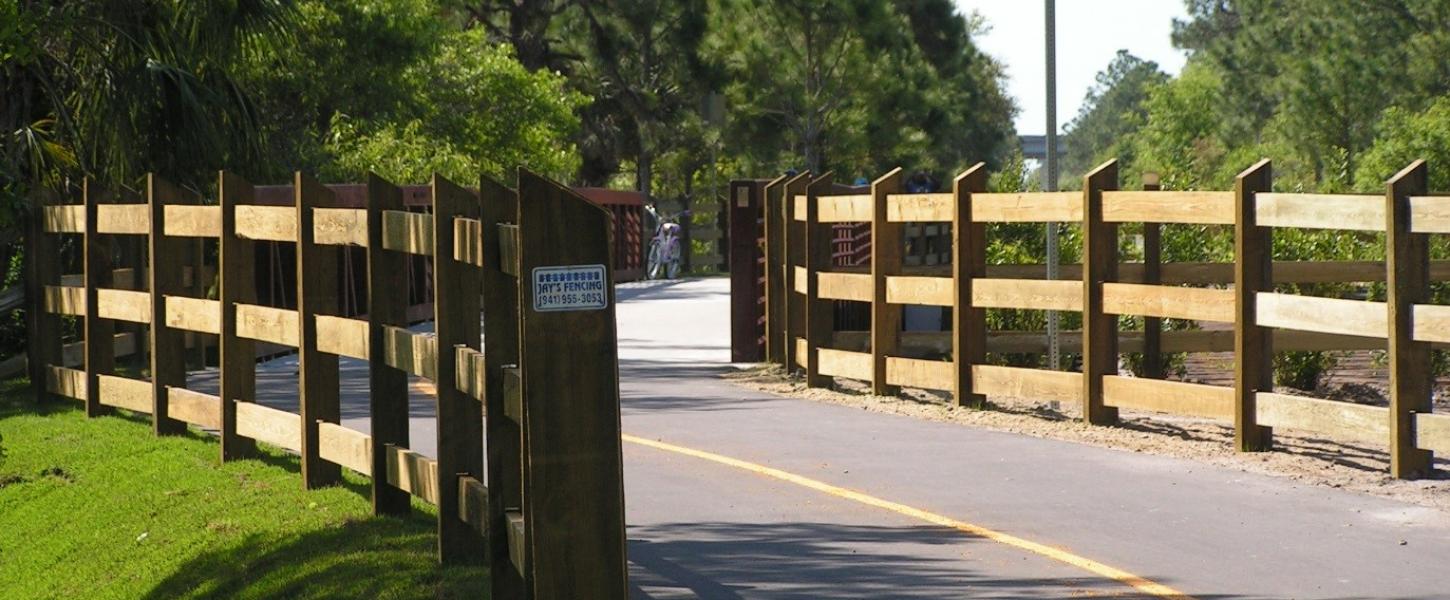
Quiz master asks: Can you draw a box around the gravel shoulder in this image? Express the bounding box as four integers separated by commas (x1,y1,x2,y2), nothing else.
723,364,1450,512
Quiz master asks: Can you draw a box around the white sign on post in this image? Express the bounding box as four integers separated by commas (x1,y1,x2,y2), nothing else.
532,264,609,312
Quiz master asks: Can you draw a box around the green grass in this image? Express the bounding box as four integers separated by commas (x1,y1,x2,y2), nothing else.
0,378,486,599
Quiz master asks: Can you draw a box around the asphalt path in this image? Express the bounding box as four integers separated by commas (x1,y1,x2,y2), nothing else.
205,277,1450,599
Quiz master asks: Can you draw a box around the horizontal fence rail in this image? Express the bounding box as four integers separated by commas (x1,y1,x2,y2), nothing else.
25,169,627,598
762,158,1450,480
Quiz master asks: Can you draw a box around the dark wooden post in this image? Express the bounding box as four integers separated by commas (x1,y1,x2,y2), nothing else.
296,172,342,488
782,172,811,372
1386,159,1432,478
1234,159,1274,452
1082,160,1120,425
517,169,628,598
219,172,258,461
26,189,62,403
365,173,410,513
805,173,835,389
763,175,788,365
148,175,190,435
1140,174,1164,379
83,178,114,418
871,169,904,395
431,173,485,564
953,163,988,408
480,176,526,597
729,180,765,362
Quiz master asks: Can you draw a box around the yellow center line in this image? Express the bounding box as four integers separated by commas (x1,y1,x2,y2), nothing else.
622,433,1194,600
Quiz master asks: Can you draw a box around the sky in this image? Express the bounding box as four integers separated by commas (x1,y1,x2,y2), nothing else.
954,1,1191,135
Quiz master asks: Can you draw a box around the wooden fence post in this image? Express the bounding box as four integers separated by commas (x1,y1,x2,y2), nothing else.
1234,159,1274,452
479,175,527,596
365,173,410,514
1082,160,1120,425
516,169,628,598
431,173,485,565
763,175,787,366
1386,159,1433,478
83,178,114,418
296,172,342,488
953,163,988,408
148,175,191,435
1140,174,1164,379
219,172,258,461
805,173,835,389
871,169,904,396
25,189,61,403
782,172,811,372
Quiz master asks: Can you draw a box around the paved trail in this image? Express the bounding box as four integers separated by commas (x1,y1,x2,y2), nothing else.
232,277,1450,599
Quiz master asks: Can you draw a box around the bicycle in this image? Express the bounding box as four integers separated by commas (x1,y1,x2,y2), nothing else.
644,204,689,280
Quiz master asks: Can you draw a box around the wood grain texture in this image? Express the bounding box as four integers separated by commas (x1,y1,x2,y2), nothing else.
885,276,953,306
164,296,221,335
26,190,64,403
1414,412,1450,455
1256,392,1389,445
516,169,628,598
312,207,369,247
219,172,258,461
1082,160,1121,425
296,172,342,489
1102,376,1233,420
458,476,489,537
817,271,871,302
46,365,87,400
1386,160,1433,478
885,193,953,222
384,444,439,505
167,387,222,430
44,285,86,316
782,173,812,372
971,365,1081,402
1101,283,1235,322
235,303,300,347
42,204,85,233
431,173,485,565
381,325,437,380
884,356,953,391
1100,190,1234,225
816,348,872,381
148,175,198,436
163,205,220,238
478,175,527,598
96,288,152,324
96,374,153,413
83,178,115,418
804,174,837,389
235,401,301,452
971,278,1082,311
1256,193,1385,231
453,217,483,267
96,204,150,235
953,164,989,407
314,315,370,360
869,169,904,395
763,175,788,365
1234,159,1274,451
234,205,297,241
1255,292,1386,338
1408,195,1450,234
366,173,411,516
970,191,1081,223
317,421,372,475
382,209,434,255
817,194,872,222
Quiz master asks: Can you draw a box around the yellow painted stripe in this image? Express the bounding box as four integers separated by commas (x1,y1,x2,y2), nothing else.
622,433,1193,600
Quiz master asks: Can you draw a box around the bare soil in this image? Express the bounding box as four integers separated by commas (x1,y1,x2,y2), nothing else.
723,364,1450,511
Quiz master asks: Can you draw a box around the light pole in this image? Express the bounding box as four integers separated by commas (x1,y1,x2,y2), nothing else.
1044,0,1061,370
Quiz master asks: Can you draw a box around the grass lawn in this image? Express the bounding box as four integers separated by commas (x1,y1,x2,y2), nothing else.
0,377,486,599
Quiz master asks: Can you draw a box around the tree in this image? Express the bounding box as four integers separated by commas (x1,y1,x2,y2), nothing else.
1060,51,1167,185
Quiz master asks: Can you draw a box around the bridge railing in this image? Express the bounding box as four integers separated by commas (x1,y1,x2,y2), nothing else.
26,169,628,598
763,158,1450,480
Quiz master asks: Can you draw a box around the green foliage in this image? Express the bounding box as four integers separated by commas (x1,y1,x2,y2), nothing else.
0,379,484,598
1061,51,1168,186
1356,98,1450,193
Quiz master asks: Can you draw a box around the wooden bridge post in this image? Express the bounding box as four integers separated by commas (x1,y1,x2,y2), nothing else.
25,189,62,404
1386,160,1433,478
763,175,788,366
782,172,811,372
953,163,988,408
805,173,835,389
296,173,342,488
83,178,115,418
219,172,258,461
479,176,527,596
1233,159,1275,452
1082,160,1120,425
365,173,411,514
871,169,904,396
516,169,628,598
431,174,485,564
147,175,193,436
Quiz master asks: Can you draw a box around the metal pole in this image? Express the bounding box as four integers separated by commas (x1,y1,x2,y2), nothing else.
1044,0,1061,371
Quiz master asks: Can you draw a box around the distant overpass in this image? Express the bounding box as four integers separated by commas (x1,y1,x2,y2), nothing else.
1019,135,1066,161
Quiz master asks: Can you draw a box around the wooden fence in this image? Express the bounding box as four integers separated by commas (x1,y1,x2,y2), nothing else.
25,169,628,598
764,159,1450,480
